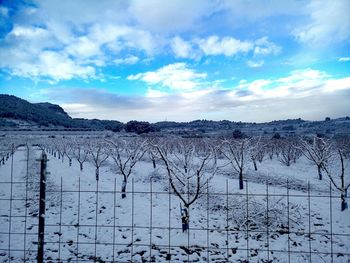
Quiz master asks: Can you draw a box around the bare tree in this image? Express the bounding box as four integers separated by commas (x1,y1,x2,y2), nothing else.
266,141,276,160
250,137,266,171
107,138,147,198
174,139,197,174
323,149,350,211
221,138,251,190
278,139,301,167
73,141,89,171
299,136,332,180
64,141,74,167
155,139,217,230
147,138,159,169
0,141,16,165
335,136,350,159
88,140,109,181
52,139,67,162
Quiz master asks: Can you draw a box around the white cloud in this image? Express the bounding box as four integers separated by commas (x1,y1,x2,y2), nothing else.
31,0,130,27
65,36,101,59
44,70,350,122
6,25,55,52
254,37,281,56
276,68,329,84
0,23,96,82
338,57,350,62
196,35,253,56
128,0,216,33
0,21,159,81
0,1,166,82
145,88,169,98
128,63,207,91
0,49,95,82
170,36,195,59
0,0,346,84
9,25,47,38
170,35,280,60
222,0,305,22
37,51,95,82
114,55,139,65
235,68,334,100
247,60,264,68
70,24,159,57
293,0,350,45
322,77,350,93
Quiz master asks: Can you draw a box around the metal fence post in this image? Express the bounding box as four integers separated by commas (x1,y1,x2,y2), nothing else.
37,152,47,263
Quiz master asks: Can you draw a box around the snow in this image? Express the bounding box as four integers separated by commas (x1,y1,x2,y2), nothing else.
0,142,349,262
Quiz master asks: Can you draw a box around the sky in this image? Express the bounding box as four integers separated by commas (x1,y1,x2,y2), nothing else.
0,0,349,123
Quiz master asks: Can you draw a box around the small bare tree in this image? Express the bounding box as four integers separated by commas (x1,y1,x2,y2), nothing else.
221,138,251,190
147,138,160,169
73,141,89,171
155,139,217,230
55,139,67,162
64,142,74,167
299,136,332,180
107,138,147,198
88,140,109,181
250,137,266,171
323,149,350,211
278,139,301,167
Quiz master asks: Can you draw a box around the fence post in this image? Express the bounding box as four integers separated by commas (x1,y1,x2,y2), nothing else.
37,151,48,263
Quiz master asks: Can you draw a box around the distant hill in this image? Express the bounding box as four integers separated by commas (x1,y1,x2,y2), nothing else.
0,94,124,131
0,94,349,136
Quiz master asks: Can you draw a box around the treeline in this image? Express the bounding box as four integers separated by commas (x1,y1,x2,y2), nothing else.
1,95,349,135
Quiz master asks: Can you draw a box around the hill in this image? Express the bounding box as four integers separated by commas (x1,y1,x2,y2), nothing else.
0,94,124,131
0,94,349,137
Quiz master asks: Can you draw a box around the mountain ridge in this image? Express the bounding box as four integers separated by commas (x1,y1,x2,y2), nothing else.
0,94,349,136
0,94,124,131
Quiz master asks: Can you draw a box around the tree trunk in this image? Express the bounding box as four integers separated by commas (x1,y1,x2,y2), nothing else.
121,179,127,199
80,163,83,171
152,159,156,169
95,168,99,181
341,192,348,211
317,165,322,180
181,206,189,232
253,159,257,171
239,171,244,190
69,159,72,166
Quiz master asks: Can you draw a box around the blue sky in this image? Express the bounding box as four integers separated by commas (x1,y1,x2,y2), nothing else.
0,0,349,122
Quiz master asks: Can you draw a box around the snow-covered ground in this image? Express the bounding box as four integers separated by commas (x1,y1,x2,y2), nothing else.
0,144,349,262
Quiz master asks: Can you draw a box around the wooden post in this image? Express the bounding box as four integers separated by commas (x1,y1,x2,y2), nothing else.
37,152,47,263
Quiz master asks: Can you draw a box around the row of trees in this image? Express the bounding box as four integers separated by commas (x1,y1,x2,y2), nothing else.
0,140,18,166
35,135,350,213
1,134,349,231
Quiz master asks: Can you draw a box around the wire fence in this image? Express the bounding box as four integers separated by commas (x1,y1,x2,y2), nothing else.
0,146,350,262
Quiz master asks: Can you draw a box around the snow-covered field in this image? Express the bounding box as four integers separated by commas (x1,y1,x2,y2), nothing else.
0,138,349,262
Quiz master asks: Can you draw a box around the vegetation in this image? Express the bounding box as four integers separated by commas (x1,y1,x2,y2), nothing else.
0,94,124,131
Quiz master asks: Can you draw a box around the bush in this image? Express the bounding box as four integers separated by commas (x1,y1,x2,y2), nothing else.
125,121,158,134
232,129,245,139
272,133,281,139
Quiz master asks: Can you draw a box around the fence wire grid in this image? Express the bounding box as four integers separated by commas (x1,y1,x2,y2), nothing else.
0,146,349,263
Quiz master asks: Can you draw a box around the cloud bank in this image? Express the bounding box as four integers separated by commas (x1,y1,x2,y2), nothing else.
43,68,350,122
